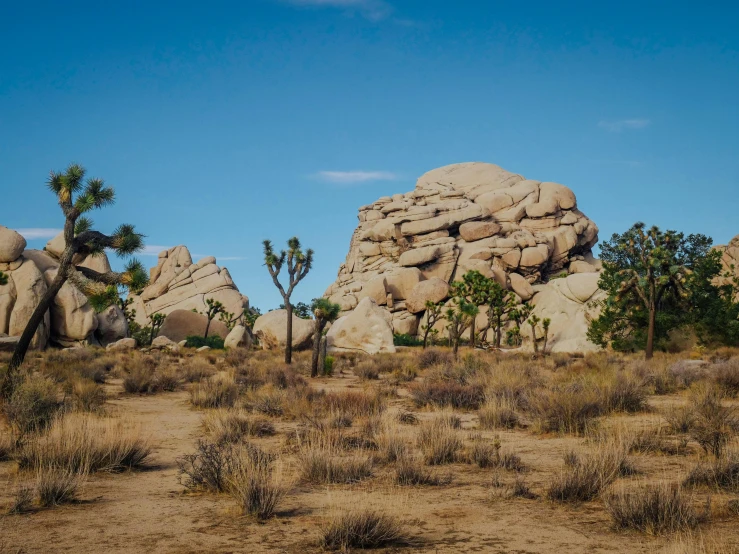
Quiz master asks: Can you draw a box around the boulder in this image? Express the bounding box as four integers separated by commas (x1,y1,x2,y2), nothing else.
509,273,533,301
327,297,396,355
196,346,211,353
0,335,20,352
95,305,128,346
225,325,253,349
106,337,137,351
385,268,425,301
0,226,26,263
159,309,230,343
151,335,179,351
45,269,98,343
459,221,501,242
253,309,314,350
405,278,450,313
8,258,50,350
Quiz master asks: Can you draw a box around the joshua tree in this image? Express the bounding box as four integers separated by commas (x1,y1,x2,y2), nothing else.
310,298,341,377
242,307,261,331
148,313,166,344
589,222,708,360
445,297,478,359
263,237,313,364
3,164,147,398
421,300,444,349
455,271,497,348
506,303,532,347
203,298,225,339
485,283,518,348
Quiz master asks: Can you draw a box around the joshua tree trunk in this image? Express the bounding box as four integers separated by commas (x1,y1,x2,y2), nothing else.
204,318,212,339
422,327,430,349
285,300,293,364
645,302,656,360
469,318,476,349
311,319,327,377
319,336,327,374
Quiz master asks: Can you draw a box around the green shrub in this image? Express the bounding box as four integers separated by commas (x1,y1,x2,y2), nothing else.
393,334,422,347
185,335,225,349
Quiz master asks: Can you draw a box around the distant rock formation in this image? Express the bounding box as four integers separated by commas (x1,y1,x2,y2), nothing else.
323,162,604,352
715,234,739,298
128,245,249,328
1,229,249,350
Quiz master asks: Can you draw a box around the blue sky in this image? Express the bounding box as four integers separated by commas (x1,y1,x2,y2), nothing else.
2,0,738,310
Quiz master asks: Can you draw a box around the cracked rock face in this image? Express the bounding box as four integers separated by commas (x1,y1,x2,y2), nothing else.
323,162,602,347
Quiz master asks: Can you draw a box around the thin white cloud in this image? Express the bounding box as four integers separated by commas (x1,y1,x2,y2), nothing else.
140,245,171,256
315,170,398,184
284,0,393,21
598,119,651,132
16,228,62,240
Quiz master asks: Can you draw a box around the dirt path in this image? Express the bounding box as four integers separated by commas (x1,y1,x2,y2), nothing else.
0,391,268,554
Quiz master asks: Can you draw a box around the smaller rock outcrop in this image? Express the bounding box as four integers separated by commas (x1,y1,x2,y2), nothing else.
106,337,137,351
158,309,230,343
253,309,314,350
327,297,396,355
95,305,128,346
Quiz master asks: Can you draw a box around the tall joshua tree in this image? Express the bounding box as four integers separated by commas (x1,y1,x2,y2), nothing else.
310,298,341,377
263,237,313,364
3,164,147,398
203,298,225,338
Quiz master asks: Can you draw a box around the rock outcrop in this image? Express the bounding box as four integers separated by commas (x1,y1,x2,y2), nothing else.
158,309,230,343
327,297,396,355
0,226,26,263
715,235,739,298
252,309,314,350
324,162,602,352
128,246,249,328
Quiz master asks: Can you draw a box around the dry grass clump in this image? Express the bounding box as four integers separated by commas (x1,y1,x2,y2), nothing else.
467,434,525,471
601,372,649,413
476,363,540,408
712,358,739,396
4,374,64,436
604,484,701,534
684,452,739,491
628,428,689,456
688,386,739,457
417,417,463,465
36,466,84,507
508,475,538,499
297,438,373,484
70,379,106,412
17,413,151,473
204,409,276,442
180,357,217,383
122,359,157,393
547,441,631,503
226,447,284,519
40,348,109,384
375,427,408,463
320,509,409,551
409,381,484,410
665,405,697,434
478,397,520,430
354,361,380,381
190,375,240,409
244,386,287,417
529,383,603,435
319,390,385,418
8,484,34,514
668,360,709,389
394,457,451,486
0,431,15,461
418,348,452,369
153,366,181,391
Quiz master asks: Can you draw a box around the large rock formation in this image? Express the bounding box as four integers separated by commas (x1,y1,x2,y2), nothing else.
128,246,249,328
324,162,603,352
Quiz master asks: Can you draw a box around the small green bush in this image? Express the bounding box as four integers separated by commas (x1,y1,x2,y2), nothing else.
393,333,422,347
185,335,225,349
